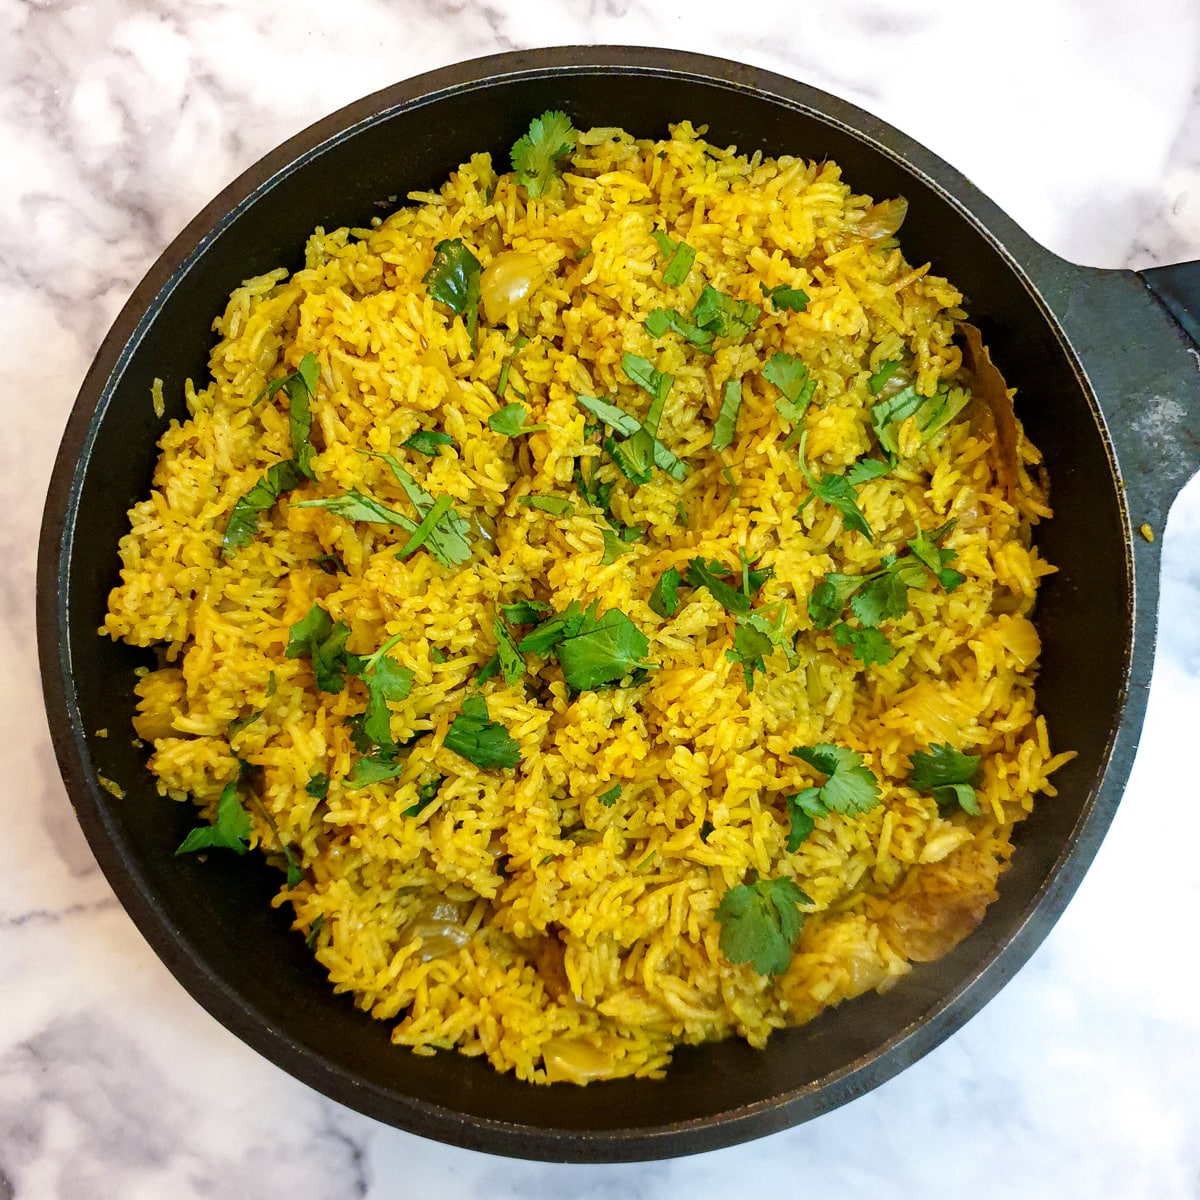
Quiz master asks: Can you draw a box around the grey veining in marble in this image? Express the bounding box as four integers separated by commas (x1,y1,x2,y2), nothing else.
4,1,1199,1196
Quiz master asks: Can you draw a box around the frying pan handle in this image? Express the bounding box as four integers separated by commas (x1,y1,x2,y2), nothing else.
1140,261,1200,348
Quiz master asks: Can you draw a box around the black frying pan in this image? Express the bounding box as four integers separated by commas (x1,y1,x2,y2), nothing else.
36,47,1200,1162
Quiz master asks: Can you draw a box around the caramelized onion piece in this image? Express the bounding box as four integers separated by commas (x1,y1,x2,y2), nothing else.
960,322,1019,502
541,1038,615,1084
858,197,908,242
480,251,545,324
399,899,471,962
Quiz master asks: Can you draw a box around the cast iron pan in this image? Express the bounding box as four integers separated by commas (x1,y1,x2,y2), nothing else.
37,47,1200,1161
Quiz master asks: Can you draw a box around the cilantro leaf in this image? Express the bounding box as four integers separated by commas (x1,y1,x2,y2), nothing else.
909,743,980,790
496,333,529,400
597,783,622,807
600,520,643,564
648,566,684,618
833,622,895,666
807,572,865,629
518,600,586,656
764,352,816,433
715,875,810,975
691,285,760,341
493,612,526,686
345,753,407,791
424,238,482,351
907,522,965,591
286,604,353,692
287,354,319,479
784,788,822,851
644,307,714,352
622,352,672,412
606,431,655,486
444,693,521,769
358,638,414,749
489,402,547,437
791,744,881,816
797,432,873,540
650,228,697,288
292,488,407,525
575,394,688,481
684,556,771,616
554,604,652,691
850,569,911,628
846,456,892,485
501,599,554,625
759,282,810,312
711,379,742,452
510,110,577,198
727,603,797,689
175,779,252,856
402,429,456,457
870,384,924,455
305,772,330,801
869,360,904,395
370,453,473,567
520,494,574,516
223,459,305,557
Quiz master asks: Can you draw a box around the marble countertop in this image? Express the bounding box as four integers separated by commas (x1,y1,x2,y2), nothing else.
6,2,1200,1196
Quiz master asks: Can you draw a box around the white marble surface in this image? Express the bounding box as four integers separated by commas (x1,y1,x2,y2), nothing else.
5,1,1200,1195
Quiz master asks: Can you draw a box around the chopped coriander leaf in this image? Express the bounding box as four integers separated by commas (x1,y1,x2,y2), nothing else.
909,743,982,816
728,614,775,689
228,707,264,741
510,110,577,198
691,285,760,341
554,604,652,691
313,550,346,575
711,379,743,452
518,600,586,656
345,753,407,791
496,334,529,400
244,792,304,887
305,914,325,949
648,566,684,618
621,353,672,410
870,384,923,455
575,394,688,481
493,612,526,686
846,456,893,485
358,645,414,750
305,772,330,801
488,402,548,437
286,604,354,693
759,281,810,312
600,521,642,564
475,654,501,687
784,793,819,852
908,521,965,591
175,778,252,856
223,459,305,557
444,693,521,769
650,228,697,287
402,429,456,457
909,743,980,790
833,622,895,666
501,599,554,625
797,432,874,540
849,567,911,628
684,556,771,616
430,647,449,664
423,238,482,351
869,360,904,395
597,784,622,807
644,306,715,352
763,352,816,436
396,493,454,559
369,453,474,568
606,431,655,486
715,874,810,976
292,488,408,526
791,744,881,816
520,494,575,516
288,355,319,479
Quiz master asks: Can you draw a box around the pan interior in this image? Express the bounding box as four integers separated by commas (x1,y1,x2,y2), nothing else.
47,60,1130,1156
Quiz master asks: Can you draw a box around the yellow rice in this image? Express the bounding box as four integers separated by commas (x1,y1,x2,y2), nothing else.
103,121,1072,1084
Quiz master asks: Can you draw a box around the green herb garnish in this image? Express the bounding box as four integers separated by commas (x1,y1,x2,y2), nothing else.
644,306,714,352
575,394,688,482
402,429,456,457
520,494,574,516
286,604,353,693
444,693,521,769
648,566,684,618
796,431,874,540
424,238,482,351
493,612,526,686
909,744,982,815
511,110,577,198
554,604,652,690
223,459,305,557
358,635,414,750
489,402,548,437
175,778,252,856
727,603,797,690
305,773,330,801
650,228,697,288
711,379,743,452
344,753,407,791
759,282,810,312
691,285,760,341
763,352,816,441
791,743,881,816
597,784,622,807
496,334,529,399
684,556,772,616
833,622,895,667
715,873,810,975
